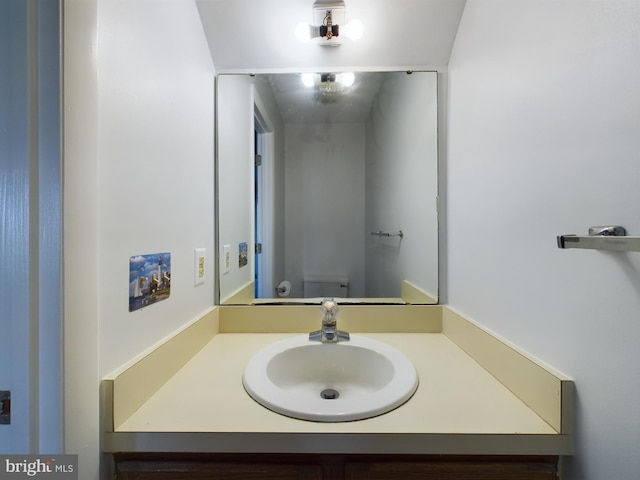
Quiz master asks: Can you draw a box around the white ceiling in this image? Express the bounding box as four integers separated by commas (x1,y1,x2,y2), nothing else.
195,0,467,73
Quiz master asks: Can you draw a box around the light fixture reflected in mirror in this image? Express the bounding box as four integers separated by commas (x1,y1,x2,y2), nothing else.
295,1,363,46
300,72,356,102
301,73,315,87
300,72,355,88
336,72,355,87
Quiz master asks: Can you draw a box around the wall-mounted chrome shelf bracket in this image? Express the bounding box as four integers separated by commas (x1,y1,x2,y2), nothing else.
557,226,640,252
371,230,404,239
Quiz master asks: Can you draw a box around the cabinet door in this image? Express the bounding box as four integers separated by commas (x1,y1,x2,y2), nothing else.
115,458,322,480
345,460,557,480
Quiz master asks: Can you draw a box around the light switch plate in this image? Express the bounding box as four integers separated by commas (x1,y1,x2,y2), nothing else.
223,244,231,274
194,248,206,286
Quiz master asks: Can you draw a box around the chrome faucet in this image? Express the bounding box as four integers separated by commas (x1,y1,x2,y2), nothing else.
309,298,350,343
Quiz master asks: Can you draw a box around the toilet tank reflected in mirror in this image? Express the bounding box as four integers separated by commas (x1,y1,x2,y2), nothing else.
303,276,349,298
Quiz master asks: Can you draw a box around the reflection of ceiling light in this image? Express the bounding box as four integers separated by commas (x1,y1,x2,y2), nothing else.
295,1,363,46
301,73,315,87
336,72,355,87
300,72,356,89
300,72,357,104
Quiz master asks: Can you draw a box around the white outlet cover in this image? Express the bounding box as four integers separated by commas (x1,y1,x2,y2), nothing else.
194,248,206,286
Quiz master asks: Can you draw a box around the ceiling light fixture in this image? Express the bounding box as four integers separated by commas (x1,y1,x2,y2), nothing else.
295,1,363,46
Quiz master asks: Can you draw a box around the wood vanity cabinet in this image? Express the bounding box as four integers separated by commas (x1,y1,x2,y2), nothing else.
113,453,559,480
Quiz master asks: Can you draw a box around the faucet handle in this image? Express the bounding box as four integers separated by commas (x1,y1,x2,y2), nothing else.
321,298,338,320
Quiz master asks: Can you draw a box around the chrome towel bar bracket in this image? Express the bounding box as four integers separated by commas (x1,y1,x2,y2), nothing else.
557,225,640,252
371,230,404,239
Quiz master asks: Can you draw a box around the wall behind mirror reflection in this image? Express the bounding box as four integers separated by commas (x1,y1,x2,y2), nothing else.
217,71,438,305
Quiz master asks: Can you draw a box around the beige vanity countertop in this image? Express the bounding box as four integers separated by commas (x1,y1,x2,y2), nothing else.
116,333,552,435
103,306,572,455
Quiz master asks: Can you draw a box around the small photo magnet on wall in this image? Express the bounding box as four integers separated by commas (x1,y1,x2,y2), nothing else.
129,252,171,312
239,242,248,268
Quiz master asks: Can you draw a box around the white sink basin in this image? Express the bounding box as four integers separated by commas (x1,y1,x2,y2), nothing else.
242,335,419,422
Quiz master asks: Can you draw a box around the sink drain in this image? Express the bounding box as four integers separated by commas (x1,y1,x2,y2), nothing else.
320,388,339,400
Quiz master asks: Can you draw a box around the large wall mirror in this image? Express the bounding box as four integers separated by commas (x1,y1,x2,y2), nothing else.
216,71,438,305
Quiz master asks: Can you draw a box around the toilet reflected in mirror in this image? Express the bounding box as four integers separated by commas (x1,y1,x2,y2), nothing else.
303,276,349,298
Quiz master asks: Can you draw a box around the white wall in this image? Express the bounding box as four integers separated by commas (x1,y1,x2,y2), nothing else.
63,0,100,476
447,2,640,479
97,0,216,377
64,0,215,477
365,72,438,299
284,123,366,297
